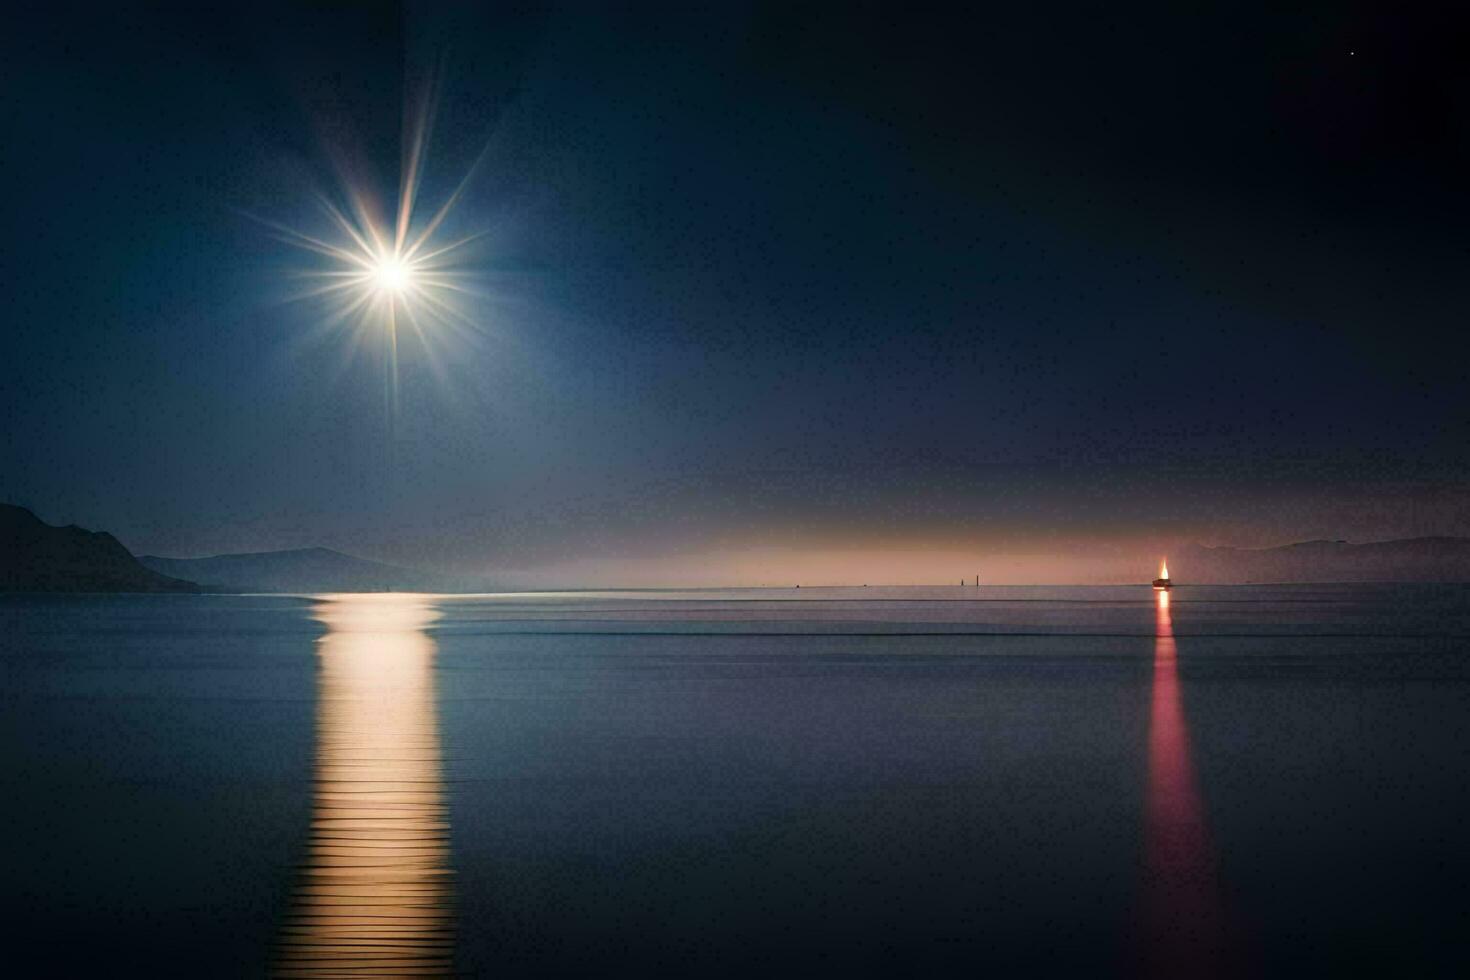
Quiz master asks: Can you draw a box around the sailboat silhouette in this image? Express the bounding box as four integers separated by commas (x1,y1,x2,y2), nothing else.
1152,558,1172,590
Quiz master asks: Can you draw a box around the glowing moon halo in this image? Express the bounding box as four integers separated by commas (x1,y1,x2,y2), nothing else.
253,82,491,428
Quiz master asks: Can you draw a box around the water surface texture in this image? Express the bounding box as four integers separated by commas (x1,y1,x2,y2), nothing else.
3,586,1468,976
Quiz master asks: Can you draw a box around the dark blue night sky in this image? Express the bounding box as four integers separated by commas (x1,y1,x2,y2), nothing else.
3,2,1467,583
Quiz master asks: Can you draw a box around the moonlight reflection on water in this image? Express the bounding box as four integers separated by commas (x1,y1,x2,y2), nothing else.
275,594,453,978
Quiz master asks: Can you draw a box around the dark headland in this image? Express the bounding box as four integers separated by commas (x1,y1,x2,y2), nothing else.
0,502,489,593
0,503,197,593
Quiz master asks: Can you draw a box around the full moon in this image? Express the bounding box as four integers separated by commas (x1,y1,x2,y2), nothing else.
373,256,411,293
263,105,482,364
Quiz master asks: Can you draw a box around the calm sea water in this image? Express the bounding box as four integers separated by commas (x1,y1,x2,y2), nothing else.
2,586,1468,977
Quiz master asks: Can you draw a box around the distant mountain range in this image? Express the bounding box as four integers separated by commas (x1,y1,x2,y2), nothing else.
138,547,487,594
1,504,197,593
1177,537,1470,583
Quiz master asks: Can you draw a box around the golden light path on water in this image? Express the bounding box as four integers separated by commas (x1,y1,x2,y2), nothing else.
275,594,453,978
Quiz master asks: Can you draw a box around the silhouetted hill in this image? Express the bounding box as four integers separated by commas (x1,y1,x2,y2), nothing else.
1178,537,1470,583
138,547,486,593
1,504,198,593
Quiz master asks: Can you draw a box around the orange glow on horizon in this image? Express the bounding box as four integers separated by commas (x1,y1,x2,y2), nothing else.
506,545,1194,589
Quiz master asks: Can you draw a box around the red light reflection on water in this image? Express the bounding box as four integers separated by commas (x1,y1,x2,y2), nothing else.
1140,590,1228,976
